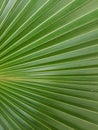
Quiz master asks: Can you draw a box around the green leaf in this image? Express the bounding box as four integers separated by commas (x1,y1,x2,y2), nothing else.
0,0,98,130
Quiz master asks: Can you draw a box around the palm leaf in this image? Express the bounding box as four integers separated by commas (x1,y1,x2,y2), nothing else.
0,0,98,130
